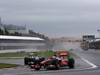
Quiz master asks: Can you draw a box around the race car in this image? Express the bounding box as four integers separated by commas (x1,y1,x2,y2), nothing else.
24,51,75,70
40,51,75,70
41,57,60,70
56,51,75,68
24,56,45,70
29,57,44,70
24,53,45,66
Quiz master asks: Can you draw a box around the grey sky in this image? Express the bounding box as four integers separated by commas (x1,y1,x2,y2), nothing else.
0,0,100,37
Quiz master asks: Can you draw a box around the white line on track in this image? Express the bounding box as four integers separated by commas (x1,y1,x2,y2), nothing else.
72,50,98,69
81,57,98,69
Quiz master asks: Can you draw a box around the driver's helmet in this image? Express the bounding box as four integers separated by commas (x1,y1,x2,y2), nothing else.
35,56,40,60
52,54,57,59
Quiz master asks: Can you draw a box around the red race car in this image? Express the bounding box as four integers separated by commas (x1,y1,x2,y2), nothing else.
41,51,75,70
25,51,75,70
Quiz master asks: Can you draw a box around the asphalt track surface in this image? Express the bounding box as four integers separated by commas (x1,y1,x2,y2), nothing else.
0,42,100,75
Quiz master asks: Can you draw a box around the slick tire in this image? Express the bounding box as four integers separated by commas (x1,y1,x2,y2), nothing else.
24,57,29,65
68,59,75,69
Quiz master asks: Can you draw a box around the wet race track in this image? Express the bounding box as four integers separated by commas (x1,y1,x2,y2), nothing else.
0,42,100,75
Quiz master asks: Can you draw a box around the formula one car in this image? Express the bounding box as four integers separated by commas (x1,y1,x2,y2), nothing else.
41,57,60,70
56,51,75,69
24,56,45,70
29,57,44,70
41,51,75,70
24,53,45,66
24,51,75,70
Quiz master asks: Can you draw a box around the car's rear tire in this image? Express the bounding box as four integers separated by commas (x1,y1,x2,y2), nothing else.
24,57,29,65
68,63,74,69
68,58,75,69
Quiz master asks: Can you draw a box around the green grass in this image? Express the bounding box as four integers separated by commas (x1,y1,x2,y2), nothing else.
0,50,75,58
0,52,26,57
0,51,55,58
36,50,55,57
0,63,18,69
